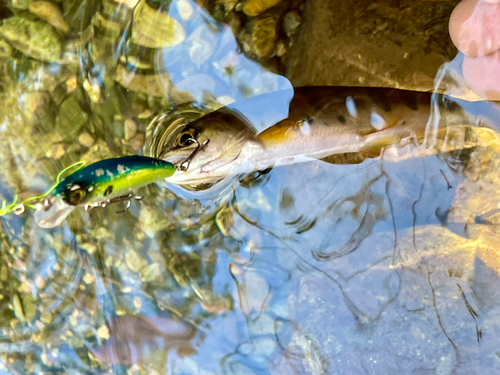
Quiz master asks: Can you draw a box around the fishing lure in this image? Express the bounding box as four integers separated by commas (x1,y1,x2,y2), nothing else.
0,138,209,228
34,155,177,228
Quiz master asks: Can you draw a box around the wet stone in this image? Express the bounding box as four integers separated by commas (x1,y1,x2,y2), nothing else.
243,0,285,17
285,0,457,90
131,0,185,48
223,0,239,14
215,207,234,237
29,1,70,33
81,140,114,164
124,118,138,140
138,208,171,238
275,39,286,57
226,12,244,34
82,78,101,103
78,132,95,147
46,142,66,159
0,39,13,57
283,10,301,38
57,95,88,137
115,64,172,97
251,16,279,58
130,133,145,150
0,266,7,281
139,262,161,282
125,250,148,273
62,0,100,31
0,17,61,62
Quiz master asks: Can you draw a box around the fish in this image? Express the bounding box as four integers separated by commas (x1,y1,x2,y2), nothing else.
156,86,500,188
34,155,176,228
90,314,196,365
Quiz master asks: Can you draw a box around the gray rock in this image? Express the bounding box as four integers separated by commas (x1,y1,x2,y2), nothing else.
283,11,301,38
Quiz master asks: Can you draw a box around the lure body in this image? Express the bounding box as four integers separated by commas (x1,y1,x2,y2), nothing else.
35,156,176,228
54,156,176,206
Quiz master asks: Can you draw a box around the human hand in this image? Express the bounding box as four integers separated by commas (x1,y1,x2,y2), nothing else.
449,0,500,100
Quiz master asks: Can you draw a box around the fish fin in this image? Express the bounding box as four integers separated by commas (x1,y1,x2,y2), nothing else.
359,126,463,156
320,153,374,165
257,119,301,147
200,132,247,173
359,134,401,155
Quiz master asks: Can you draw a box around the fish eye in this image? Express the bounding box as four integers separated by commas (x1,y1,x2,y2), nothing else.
176,130,196,147
67,188,86,205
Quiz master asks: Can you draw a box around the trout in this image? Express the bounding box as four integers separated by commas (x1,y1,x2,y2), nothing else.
156,87,500,188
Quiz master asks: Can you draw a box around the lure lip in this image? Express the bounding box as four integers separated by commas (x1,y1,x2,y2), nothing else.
34,195,75,229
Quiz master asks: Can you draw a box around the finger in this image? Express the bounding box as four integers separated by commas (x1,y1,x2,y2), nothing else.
449,0,500,57
463,50,500,100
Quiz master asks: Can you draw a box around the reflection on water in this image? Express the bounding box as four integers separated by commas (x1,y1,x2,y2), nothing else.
0,0,500,374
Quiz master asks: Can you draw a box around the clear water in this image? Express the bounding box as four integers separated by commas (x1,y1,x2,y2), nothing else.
1,0,500,374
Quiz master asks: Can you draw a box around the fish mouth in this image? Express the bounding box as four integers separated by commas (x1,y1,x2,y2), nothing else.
161,151,194,166
163,167,226,186
34,195,75,228
163,145,243,187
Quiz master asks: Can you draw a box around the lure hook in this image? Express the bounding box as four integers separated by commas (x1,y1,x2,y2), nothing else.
177,139,210,172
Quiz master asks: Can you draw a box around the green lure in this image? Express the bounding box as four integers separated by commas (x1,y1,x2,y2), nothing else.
34,155,176,228
1,136,208,228
0,156,176,228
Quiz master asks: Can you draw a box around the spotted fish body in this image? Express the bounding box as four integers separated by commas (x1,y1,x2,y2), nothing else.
158,86,500,186
248,87,436,170
35,156,176,228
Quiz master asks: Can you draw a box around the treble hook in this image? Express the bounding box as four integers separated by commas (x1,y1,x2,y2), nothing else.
177,139,210,172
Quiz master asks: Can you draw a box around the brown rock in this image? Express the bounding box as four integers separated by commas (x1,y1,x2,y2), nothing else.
251,16,278,58
285,0,459,91
243,0,284,17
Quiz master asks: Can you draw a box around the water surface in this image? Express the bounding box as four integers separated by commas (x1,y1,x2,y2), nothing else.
0,0,499,374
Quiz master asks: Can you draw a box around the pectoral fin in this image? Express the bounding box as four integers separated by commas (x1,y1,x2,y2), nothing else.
359,126,460,156
360,134,403,156
201,136,246,173
320,153,374,165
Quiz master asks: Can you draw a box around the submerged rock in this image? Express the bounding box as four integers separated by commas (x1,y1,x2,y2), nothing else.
243,0,285,17
285,0,458,90
283,10,301,38
251,16,278,58
0,17,61,62
57,95,88,137
131,0,185,48
29,1,70,33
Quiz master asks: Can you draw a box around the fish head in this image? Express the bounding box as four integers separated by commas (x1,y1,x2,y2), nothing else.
157,108,256,188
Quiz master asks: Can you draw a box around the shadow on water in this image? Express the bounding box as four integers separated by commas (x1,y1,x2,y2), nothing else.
1,0,500,374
